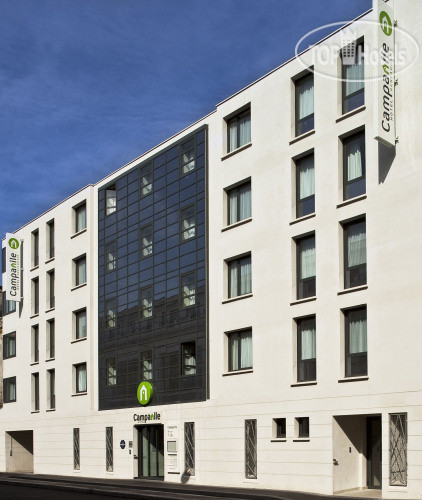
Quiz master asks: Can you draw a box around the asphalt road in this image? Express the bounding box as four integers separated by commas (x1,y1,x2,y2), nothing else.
0,483,117,500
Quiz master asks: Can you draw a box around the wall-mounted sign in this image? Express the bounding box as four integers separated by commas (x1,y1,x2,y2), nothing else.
137,381,153,406
133,412,161,422
4,233,22,302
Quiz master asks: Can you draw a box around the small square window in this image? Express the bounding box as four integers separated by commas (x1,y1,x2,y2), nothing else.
295,154,315,218
105,241,117,272
342,131,366,201
296,235,316,299
274,418,286,439
105,300,116,329
106,358,117,386
295,73,314,136
140,163,153,197
3,332,16,359
181,205,196,240
141,350,153,380
140,288,153,318
3,377,16,403
296,417,309,438
74,308,87,339
227,254,251,298
227,181,251,225
74,363,87,393
105,185,116,215
227,329,252,372
140,225,153,258
180,138,195,174
227,108,251,153
74,255,86,286
181,273,196,308
181,342,196,376
74,202,87,233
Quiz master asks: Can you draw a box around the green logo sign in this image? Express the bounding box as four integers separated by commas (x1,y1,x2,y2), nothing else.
137,381,153,406
8,238,19,249
379,11,393,36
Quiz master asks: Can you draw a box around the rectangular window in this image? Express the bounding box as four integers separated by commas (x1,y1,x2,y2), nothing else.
31,325,39,363
47,269,55,309
389,413,407,487
74,308,87,339
3,332,16,359
342,40,364,113
140,225,153,258
296,154,315,218
297,316,316,382
105,241,117,272
105,185,116,215
47,319,55,359
245,419,257,479
32,229,39,267
47,369,55,409
180,138,195,174
106,427,113,472
296,417,310,438
181,273,196,308
106,358,117,386
181,342,196,376
2,291,16,315
274,418,286,439
140,288,153,319
73,428,80,470
75,363,87,393
296,235,316,299
345,306,367,377
74,255,86,286
181,205,196,240
344,218,366,288
228,254,252,298
141,350,153,380
47,219,55,259
105,300,116,329
32,372,39,411
228,329,252,371
184,422,195,475
74,202,87,233
295,73,314,136
32,277,39,315
343,131,366,200
227,181,251,225
140,163,153,197
3,376,16,403
227,108,251,153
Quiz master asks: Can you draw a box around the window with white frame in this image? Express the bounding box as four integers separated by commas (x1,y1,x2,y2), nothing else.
227,107,251,153
227,254,252,298
228,328,252,372
295,73,314,136
227,181,251,225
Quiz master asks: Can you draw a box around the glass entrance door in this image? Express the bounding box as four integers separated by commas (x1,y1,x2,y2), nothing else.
137,425,164,479
367,416,382,489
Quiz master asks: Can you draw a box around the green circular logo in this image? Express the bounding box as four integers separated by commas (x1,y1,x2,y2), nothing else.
379,11,393,36
8,238,19,249
137,381,153,406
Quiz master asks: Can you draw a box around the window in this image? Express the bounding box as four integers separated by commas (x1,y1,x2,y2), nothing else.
228,254,252,298
228,329,252,371
295,73,314,136
181,205,195,240
75,363,87,393
181,342,196,376
227,181,251,225
227,108,251,153
274,418,286,439
140,225,153,258
73,428,80,470
389,413,407,487
47,369,55,409
74,202,86,233
47,219,55,259
47,319,55,359
106,358,117,386
3,377,16,403
343,131,366,200
342,40,364,113
47,269,55,308
106,427,113,472
105,300,116,329
184,422,195,475
296,235,316,299
181,138,195,174
74,308,87,339
140,288,153,318
296,417,309,438
31,229,39,267
296,154,315,218
181,273,196,308
74,255,86,286
2,291,16,315
245,419,257,479
343,218,366,288
31,325,39,363
32,277,39,315
140,163,153,196
32,372,39,411
141,350,153,380
3,332,16,359
296,316,316,382
105,185,116,215
345,306,367,377
105,241,116,272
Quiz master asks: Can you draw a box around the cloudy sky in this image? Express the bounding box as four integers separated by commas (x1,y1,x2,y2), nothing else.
0,0,371,259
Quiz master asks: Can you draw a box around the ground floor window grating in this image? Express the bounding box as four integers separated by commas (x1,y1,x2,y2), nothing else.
106,427,113,472
390,413,407,486
184,422,195,475
73,428,80,470
245,419,257,479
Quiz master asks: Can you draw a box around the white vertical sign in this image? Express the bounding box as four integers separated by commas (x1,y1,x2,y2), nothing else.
375,0,395,147
4,233,22,302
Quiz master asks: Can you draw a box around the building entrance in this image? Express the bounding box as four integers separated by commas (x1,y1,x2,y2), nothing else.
367,416,382,489
136,425,164,480
5,430,34,473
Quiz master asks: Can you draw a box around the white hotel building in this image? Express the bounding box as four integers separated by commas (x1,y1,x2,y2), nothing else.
1,1,422,497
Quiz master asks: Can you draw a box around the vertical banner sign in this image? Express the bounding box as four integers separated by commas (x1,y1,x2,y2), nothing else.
375,0,395,147
5,233,21,302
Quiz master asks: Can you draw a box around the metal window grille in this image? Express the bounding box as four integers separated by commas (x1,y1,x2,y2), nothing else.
245,419,257,479
390,413,407,486
184,422,195,475
73,428,80,470
106,427,113,472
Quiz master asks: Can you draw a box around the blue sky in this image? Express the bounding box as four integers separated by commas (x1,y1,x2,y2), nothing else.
0,0,371,256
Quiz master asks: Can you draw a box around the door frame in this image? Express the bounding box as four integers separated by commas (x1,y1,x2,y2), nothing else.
136,424,164,480
366,416,382,489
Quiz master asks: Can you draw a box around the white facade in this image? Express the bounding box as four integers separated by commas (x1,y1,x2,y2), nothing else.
1,1,422,497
